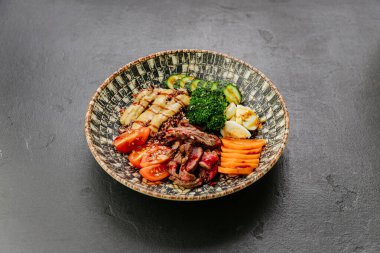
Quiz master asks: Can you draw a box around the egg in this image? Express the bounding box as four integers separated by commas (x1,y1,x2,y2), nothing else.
235,105,260,131
225,102,237,120
220,120,251,139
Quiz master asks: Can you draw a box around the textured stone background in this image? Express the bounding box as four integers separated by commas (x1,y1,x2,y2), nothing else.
0,0,379,252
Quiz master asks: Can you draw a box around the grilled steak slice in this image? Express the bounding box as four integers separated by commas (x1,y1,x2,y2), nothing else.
183,146,203,172
171,140,181,150
168,152,182,178
199,163,218,183
179,142,192,165
178,169,197,182
165,126,221,148
199,150,219,170
171,177,203,189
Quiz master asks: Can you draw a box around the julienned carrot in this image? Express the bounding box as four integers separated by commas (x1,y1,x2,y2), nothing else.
220,162,258,169
222,141,265,150
221,146,262,154
221,153,260,159
218,166,253,175
221,157,259,164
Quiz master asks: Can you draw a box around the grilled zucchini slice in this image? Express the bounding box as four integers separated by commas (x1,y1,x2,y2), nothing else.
223,83,242,104
210,81,219,90
190,79,201,91
165,74,185,89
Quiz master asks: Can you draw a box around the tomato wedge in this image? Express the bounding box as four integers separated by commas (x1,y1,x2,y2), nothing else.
139,164,170,181
114,127,150,153
128,145,149,168
140,146,172,167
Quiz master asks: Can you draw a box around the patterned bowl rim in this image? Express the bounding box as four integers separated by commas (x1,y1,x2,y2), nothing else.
84,49,290,201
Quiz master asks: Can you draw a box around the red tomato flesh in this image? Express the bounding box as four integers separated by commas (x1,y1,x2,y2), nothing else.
128,146,149,168
113,127,150,153
139,164,170,181
140,146,172,167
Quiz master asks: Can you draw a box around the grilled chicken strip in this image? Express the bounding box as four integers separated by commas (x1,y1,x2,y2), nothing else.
120,88,156,125
148,93,190,133
131,89,175,129
120,87,190,134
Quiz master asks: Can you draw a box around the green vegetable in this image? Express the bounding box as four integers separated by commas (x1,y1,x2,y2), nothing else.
207,114,226,132
178,76,194,88
190,79,201,91
223,83,242,104
186,87,228,132
185,79,202,94
201,81,210,88
165,74,185,89
210,81,219,90
165,75,242,106
217,81,228,90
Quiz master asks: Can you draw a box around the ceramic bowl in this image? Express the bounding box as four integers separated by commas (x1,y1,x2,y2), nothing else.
85,49,289,201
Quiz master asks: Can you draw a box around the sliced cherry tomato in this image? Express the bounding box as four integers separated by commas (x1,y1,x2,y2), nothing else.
114,127,150,153
139,164,170,181
128,145,149,168
140,146,172,167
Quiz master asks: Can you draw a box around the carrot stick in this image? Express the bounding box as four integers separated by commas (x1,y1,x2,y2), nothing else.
221,153,260,159
222,142,265,150
218,166,254,175
221,158,259,164
221,146,262,154
220,162,258,169
224,138,266,143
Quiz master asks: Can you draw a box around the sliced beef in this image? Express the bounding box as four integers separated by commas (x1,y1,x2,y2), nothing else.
171,140,181,150
178,169,197,182
154,119,222,189
171,177,203,189
179,142,192,154
199,163,218,183
179,142,192,165
199,150,219,170
167,152,182,178
183,146,203,172
207,164,218,182
165,125,221,148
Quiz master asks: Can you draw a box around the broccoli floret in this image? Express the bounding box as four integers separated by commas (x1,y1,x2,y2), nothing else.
187,107,211,125
206,114,226,132
186,87,228,132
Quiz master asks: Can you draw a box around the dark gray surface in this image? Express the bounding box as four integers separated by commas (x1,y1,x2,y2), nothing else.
0,0,379,252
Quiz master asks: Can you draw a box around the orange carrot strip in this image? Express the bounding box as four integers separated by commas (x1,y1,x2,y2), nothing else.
221,146,262,154
221,153,260,159
221,158,259,164
218,166,254,175
222,142,265,150
224,138,266,143
222,138,265,149
220,162,258,169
